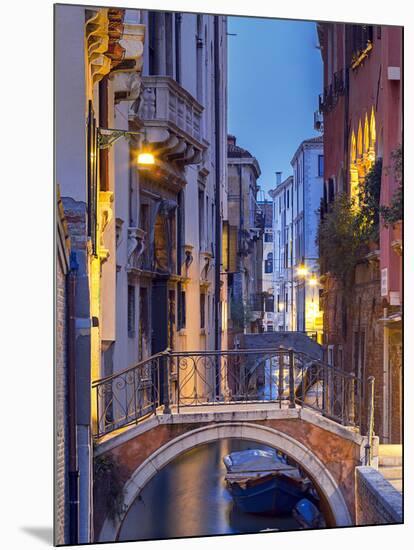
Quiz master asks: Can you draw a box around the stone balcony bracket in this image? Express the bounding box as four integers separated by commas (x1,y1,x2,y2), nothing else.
126,226,146,268
391,239,402,256
97,191,114,263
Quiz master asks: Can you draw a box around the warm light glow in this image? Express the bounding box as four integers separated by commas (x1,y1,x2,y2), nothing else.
297,265,308,277
137,151,155,165
308,276,318,287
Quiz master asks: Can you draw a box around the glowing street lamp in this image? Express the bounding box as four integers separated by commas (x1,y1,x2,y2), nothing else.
97,127,155,166
308,274,318,286
137,139,155,166
297,264,309,277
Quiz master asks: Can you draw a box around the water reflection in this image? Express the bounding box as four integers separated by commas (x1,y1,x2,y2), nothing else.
118,438,301,542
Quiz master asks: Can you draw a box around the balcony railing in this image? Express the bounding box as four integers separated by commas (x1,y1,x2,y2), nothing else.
319,70,346,114
92,347,363,438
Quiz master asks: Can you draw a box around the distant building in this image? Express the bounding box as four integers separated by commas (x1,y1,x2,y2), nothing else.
258,200,275,331
226,135,264,345
269,174,294,331
269,135,324,341
290,136,324,341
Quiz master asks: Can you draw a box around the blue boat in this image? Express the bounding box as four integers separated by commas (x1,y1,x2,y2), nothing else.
223,449,311,515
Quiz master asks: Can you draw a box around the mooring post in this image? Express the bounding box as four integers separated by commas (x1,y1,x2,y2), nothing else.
364,376,375,466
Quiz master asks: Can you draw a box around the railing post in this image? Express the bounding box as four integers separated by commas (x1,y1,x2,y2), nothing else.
288,349,296,409
278,347,284,408
364,376,375,466
162,349,171,414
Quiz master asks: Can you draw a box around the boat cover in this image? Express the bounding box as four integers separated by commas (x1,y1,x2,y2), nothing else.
223,449,289,473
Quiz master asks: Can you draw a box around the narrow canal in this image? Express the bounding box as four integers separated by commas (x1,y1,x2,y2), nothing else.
118,438,305,542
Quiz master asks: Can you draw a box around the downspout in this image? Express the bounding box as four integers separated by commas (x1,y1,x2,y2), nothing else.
67,251,79,545
175,13,182,84
214,15,222,379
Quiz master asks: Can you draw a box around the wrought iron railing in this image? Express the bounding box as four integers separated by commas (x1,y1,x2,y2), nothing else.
92,347,362,438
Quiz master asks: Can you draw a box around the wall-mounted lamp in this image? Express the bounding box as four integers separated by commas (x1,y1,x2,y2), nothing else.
297,264,309,277
97,127,155,166
308,274,318,286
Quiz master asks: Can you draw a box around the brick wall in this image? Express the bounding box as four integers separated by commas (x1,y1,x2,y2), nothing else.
355,466,402,525
55,189,73,544
55,214,70,545
322,256,385,438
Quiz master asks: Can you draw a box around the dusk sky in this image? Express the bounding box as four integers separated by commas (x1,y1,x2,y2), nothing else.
228,17,323,198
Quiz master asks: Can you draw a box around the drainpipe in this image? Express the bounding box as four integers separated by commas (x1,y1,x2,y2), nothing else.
383,307,390,442
67,251,79,545
175,13,182,84
214,15,222,383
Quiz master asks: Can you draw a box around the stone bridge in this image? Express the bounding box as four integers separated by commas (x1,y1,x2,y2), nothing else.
93,404,373,542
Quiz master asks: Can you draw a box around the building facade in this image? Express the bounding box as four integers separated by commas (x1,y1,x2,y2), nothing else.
225,135,264,346
317,22,402,442
258,200,276,331
290,136,324,342
55,187,71,545
55,5,227,543
269,174,294,332
269,137,324,341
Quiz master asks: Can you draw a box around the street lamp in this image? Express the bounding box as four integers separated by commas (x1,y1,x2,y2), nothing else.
297,264,309,277
97,127,155,165
308,274,318,286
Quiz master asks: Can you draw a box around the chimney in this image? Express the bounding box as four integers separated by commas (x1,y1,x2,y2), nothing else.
227,134,236,146
275,171,282,186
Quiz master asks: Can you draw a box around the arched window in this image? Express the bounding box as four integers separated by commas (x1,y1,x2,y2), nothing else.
364,113,370,154
349,130,359,204
370,107,376,157
351,130,357,164
357,120,363,158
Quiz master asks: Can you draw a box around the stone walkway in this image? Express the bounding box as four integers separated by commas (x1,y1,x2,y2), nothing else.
378,444,403,493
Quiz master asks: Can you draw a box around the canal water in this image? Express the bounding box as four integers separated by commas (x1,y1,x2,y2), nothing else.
118,438,303,542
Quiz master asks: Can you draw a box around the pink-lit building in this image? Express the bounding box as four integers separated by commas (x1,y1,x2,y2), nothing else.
317,23,402,443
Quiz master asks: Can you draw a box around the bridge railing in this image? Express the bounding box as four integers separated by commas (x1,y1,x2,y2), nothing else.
92,348,362,438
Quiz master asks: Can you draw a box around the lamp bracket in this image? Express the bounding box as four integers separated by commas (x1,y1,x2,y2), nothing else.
97,127,144,150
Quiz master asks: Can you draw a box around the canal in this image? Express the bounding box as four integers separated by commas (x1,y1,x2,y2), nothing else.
118,438,304,542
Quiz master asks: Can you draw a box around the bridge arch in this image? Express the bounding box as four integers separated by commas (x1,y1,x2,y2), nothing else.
99,421,352,541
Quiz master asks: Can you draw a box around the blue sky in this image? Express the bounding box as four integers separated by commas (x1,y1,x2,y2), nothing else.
228,17,323,197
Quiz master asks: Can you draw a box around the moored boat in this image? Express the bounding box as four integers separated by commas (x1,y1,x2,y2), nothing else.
223,449,312,515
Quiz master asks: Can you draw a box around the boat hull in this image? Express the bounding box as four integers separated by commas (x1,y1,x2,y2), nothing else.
226,475,307,515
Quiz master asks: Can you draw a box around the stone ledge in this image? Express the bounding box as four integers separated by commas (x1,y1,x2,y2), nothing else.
356,466,403,524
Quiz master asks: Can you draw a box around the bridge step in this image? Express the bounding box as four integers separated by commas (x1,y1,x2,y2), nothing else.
378,444,402,467
378,445,402,494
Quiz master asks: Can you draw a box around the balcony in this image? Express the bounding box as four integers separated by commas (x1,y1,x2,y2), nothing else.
136,76,206,188
319,70,346,115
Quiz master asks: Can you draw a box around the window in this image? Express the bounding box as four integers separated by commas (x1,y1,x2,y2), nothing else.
285,292,288,312
265,252,273,273
328,345,334,366
264,295,274,312
318,155,324,177
200,292,205,329
267,324,274,332
198,188,205,250
264,231,273,242
138,287,149,360
177,285,186,329
287,189,290,208
128,285,136,337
